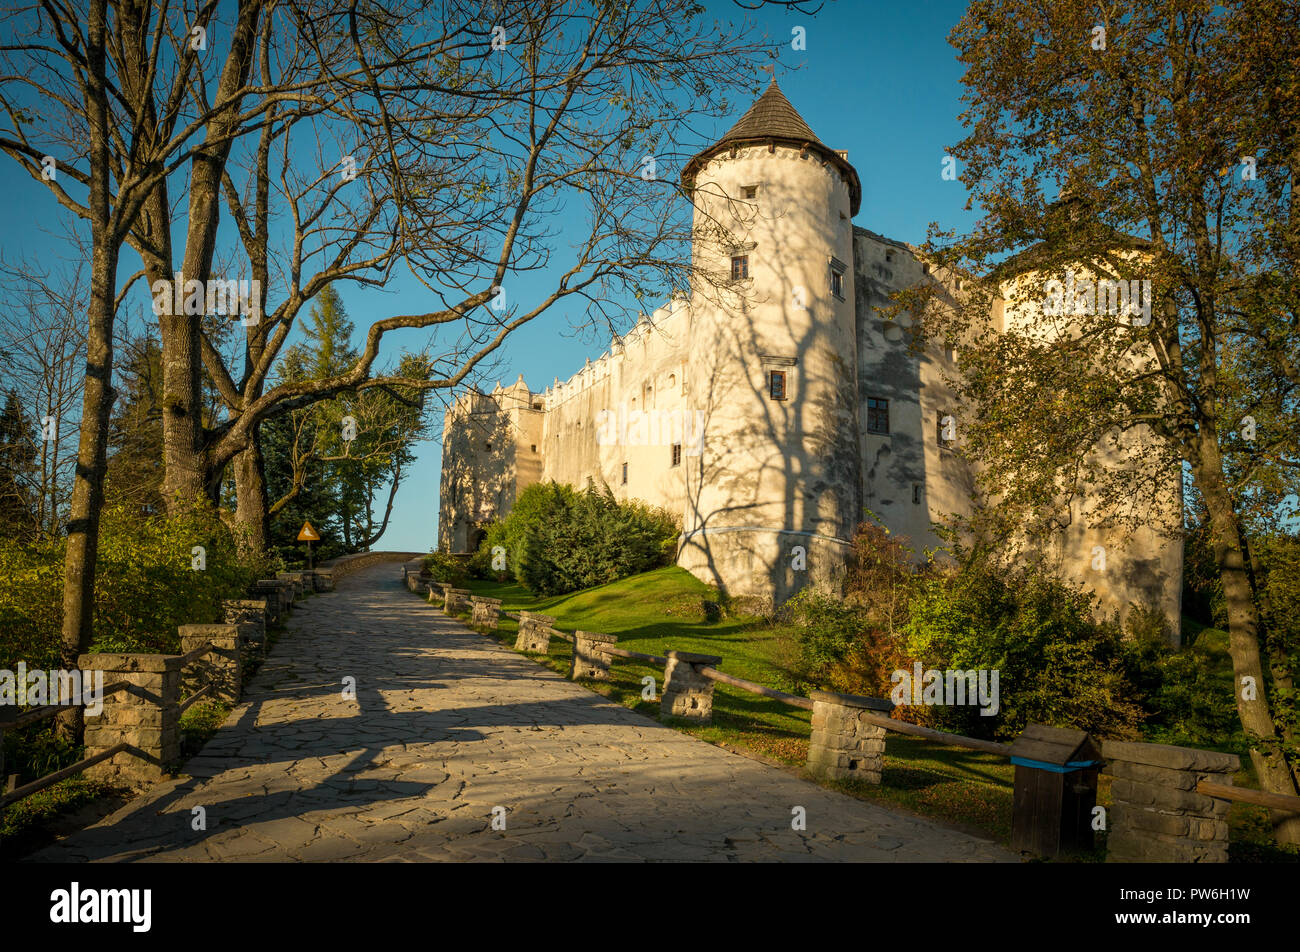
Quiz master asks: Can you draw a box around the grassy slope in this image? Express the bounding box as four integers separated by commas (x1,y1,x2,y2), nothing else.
457,568,1295,860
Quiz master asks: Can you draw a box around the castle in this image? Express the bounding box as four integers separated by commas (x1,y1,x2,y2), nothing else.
437,82,1183,637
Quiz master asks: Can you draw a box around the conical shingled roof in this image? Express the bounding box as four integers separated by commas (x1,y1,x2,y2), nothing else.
682,79,860,216
717,81,821,146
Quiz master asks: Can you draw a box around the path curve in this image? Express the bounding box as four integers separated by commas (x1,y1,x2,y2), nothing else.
30,564,1017,863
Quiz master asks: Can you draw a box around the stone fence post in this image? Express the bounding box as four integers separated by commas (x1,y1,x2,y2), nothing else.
571,631,617,681
1102,740,1239,863
661,651,722,723
515,612,557,652
443,587,470,615
470,596,503,629
179,624,243,705
221,598,268,657
252,579,293,621
77,652,182,783
806,690,892,785
276,571,306,599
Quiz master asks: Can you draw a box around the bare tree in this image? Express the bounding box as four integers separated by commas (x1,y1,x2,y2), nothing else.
0,253,86,537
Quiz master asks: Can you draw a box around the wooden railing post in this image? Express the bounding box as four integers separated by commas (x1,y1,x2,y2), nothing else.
571,631,617,680
661,651,722,723
77,653,182,783
807,690,893,785
1102,740,1238,863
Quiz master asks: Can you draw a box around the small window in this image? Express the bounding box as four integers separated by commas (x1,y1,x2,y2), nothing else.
830,270,844,299
912,483,922,505
885,250,894,263
768,370,787,401
621,462,628,485
530,444,537,452
532,402,542,410
671,443,682,467
485,442,492,450
867,397,889,435
922,263,931,275
731,255,749,281
742,185,758,199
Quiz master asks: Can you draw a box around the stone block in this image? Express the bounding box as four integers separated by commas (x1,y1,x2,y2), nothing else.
806,690,891,784
661,651,721,723
1103,739,1240,774
77,652,181,783
179,624,242,705
571,630,616,681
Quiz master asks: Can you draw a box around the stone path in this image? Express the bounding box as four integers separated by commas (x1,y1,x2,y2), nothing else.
30,564,1017,862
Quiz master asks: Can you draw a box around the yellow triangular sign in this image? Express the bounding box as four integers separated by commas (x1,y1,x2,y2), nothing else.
297,520,321,542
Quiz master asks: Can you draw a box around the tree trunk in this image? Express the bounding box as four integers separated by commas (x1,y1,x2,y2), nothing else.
233,431,270,557
1195,443,1300,846
57,0,115,742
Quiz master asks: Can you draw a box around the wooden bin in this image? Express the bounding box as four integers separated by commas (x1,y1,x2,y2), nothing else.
1009,723,1101,858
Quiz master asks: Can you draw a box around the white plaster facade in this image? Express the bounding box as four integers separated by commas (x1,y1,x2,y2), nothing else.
437,83,1182,635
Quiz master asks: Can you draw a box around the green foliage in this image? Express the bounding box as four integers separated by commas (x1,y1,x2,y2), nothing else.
422,550,469,588
498,481,679,597
264,285,431,560
903,562,1148,741
0,502,269,670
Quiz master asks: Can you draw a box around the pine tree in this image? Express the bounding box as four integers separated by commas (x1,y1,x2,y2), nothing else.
0,388,38,538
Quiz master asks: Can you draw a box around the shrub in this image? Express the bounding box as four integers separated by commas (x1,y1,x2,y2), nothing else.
0,502,266,670
503,481,679,596
903,560,1147,741
422,550,469,588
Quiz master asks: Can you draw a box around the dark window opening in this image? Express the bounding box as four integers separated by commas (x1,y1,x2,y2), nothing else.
912,484,922,505
671,443,682,467
742,185,758,199
530,444,536,452
768,370,787,401
830,269,844,298
731,255,749,281
867,397,889,435
621,462,628,485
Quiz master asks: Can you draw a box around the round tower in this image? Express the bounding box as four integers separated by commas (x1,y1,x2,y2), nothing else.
678,80,862,604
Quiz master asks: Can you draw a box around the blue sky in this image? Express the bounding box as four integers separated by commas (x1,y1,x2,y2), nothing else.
0,0,979,553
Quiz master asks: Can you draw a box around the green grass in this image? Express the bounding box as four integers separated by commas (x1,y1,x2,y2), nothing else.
440,570,1300,861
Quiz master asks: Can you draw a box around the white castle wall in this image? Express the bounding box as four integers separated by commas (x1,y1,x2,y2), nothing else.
677,142,861,602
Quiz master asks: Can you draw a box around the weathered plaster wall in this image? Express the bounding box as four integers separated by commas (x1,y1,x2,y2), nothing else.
677,143,861,604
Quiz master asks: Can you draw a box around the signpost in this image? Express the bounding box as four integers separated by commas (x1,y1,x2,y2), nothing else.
297,520,321,570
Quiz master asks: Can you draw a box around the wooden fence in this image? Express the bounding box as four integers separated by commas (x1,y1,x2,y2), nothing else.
423,585,1300,862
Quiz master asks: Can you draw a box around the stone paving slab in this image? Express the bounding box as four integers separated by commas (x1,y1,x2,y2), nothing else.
28,564,1017,863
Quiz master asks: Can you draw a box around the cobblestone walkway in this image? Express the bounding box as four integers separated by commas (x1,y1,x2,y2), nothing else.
30,564,1017,863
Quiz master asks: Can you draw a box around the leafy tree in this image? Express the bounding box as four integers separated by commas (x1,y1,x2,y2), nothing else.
910,0,1300,841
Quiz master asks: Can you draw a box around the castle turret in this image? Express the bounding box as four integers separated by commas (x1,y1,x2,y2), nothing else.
677,81,863,603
